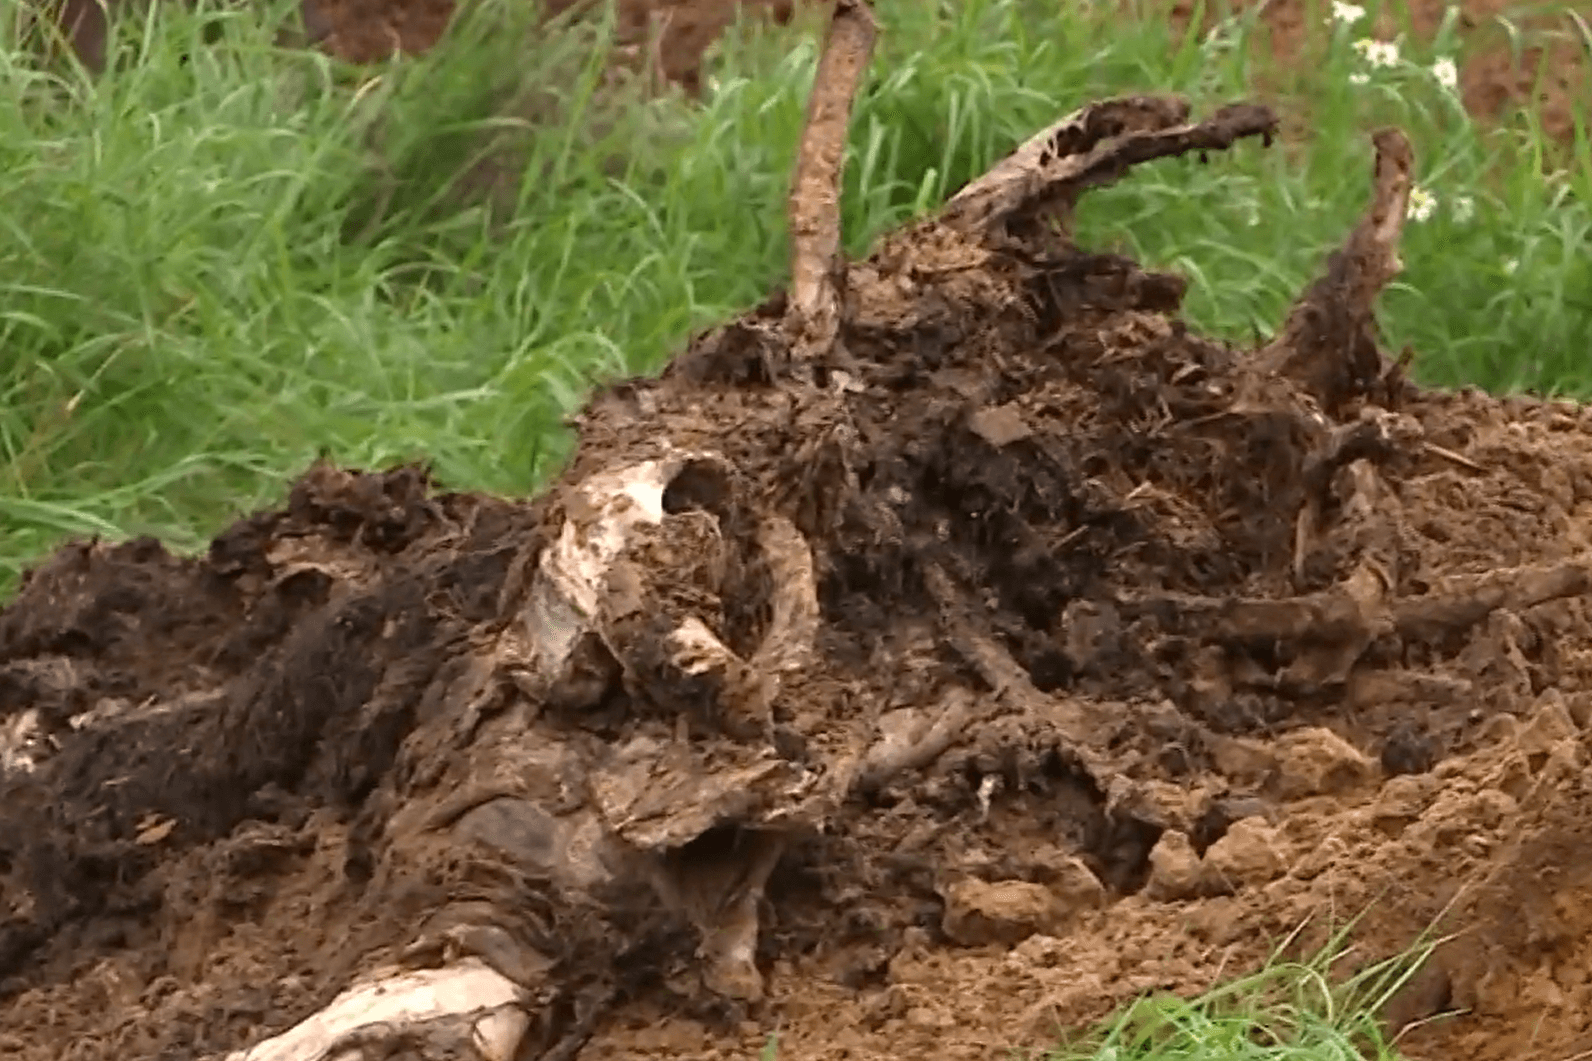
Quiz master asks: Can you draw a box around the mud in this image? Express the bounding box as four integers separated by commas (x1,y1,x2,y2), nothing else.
6,28,1592,1061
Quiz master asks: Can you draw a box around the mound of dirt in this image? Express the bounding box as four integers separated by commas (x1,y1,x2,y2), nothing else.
5,4,1592,1060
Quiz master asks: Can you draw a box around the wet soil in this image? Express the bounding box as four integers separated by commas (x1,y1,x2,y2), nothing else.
3,83,1592,1061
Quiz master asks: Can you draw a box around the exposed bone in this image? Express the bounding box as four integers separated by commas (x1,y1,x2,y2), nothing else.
922,562,1106,761
586,735,820,1000
855,688,980,796
1121,560,1591,694
225,959,527,1061
0,707,46,775
1423,441,1487,474
590,737,810,850
519,449,818,740
1347,669,1473,708
524,454,685,681
785,0,877,362
1117,588,1385,648
943,97,1278,236
749,515,821,679
1258,127,1414,413
643,827,787,1001
1394,562,1592,642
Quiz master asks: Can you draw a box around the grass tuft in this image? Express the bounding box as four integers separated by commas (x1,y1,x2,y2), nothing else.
1044,918,1450,1061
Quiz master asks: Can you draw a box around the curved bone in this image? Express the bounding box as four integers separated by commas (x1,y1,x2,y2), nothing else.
225,959,527,1061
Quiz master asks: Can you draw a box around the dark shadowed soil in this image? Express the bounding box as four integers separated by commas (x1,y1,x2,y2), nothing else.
3,79,1592,1061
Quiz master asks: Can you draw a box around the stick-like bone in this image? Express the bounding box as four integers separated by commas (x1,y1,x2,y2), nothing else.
943,97,1278,236
1259,128,1414,412
1118,562,1591,650
786,0,878,362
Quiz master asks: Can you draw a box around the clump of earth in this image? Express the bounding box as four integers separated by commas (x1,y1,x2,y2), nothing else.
5,6,1592,1061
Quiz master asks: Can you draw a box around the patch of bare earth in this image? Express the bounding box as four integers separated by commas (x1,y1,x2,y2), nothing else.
5,4,1592,1061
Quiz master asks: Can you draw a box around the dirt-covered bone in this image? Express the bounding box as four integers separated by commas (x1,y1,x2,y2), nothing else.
1256,127,1413,414
941,96,1277,238
785,0,876,365
11,6,1592,1061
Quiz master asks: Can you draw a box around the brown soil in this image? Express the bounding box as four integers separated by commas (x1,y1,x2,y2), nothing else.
4,19,1592,1052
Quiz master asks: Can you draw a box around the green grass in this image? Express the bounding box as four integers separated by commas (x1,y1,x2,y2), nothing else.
0,0,1587,587
1042,919,1447,1061
747,920,1448,1060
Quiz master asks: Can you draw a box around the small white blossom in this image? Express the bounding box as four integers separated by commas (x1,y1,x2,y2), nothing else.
1406,186,1438,223
1503,258,1519,276
1328,1,1367,25
1432,57,1458,90
1451,194,1475,223
1353,38,1401,68
1348,72,1370,85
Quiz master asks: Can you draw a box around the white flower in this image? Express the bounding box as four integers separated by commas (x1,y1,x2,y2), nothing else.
1349,72,1370,85
1432,57,1458,90
1406,186,1438,222
1352,38,1401,68
1328,1,1366,25
1451,194,1475,223
1502,258,1519,275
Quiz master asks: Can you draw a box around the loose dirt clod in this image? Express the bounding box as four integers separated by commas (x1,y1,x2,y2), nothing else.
6,6,1592,1061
